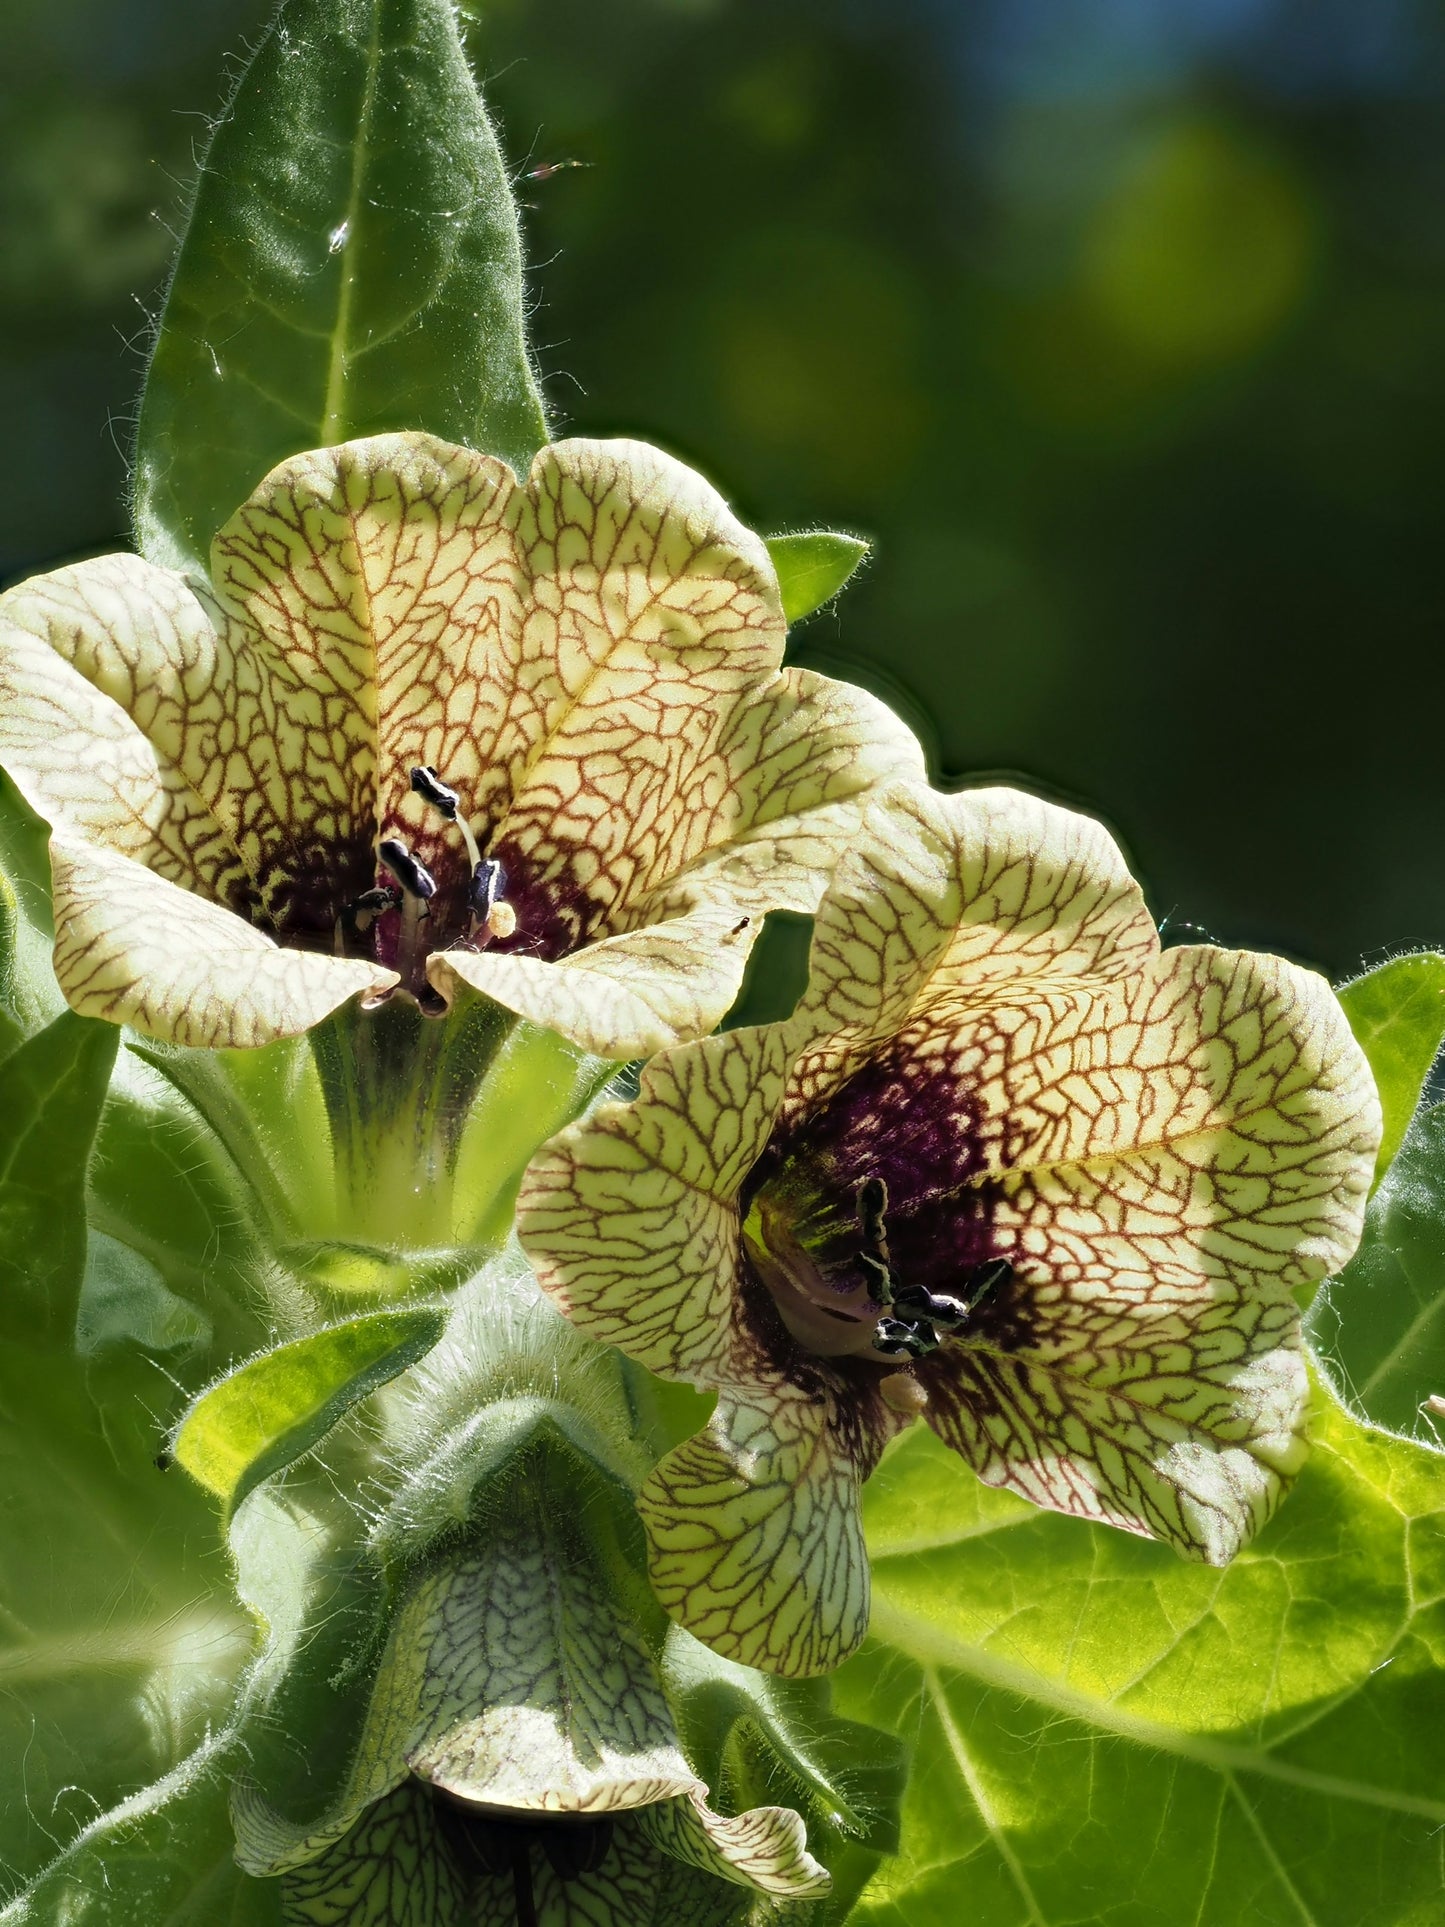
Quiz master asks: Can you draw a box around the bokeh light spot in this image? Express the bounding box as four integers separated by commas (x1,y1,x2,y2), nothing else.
1081,117,1319,364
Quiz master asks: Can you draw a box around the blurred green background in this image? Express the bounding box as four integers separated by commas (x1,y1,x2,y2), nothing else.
3,0,1442,977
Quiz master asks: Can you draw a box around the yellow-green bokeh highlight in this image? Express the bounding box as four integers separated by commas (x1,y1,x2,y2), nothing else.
1081,118,1319,367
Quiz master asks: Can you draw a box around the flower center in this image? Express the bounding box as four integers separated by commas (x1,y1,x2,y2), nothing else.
334,765,520,1011
742,1166,1012,1366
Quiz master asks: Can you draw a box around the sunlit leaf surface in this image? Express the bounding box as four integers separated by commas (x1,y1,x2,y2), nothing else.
833,1381,1445,1924
173,1309,447,1512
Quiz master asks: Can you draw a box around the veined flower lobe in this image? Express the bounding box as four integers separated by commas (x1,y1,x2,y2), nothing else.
519,785,1382,1676
0,434,921,1053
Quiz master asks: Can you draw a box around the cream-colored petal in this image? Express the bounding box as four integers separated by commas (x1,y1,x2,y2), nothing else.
883,944,1379,1298
877,945,1377,1559
430,901,760,1061
490,658,924,957
1,541,375,920
0,571,253,897
48,835,392,1048
788,783,1159,1108
519,1027,790,1375
922,1288,1306,1564
637,1792,830,1898
638,1386,875,1678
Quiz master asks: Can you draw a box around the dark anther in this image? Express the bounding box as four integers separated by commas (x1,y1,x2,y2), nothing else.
378,837,438,901
470,856,508,918
873,1315,940,1359
354,885,402,914
893,1258,1013,1334
410,764,460,819
339,883,402,944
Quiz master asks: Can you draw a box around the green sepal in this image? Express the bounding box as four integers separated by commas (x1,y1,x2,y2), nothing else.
171,1308,448,1515
0,1011,118,1346
661,1629,906,1922
130,1034,337,1248
1308,1098,1445,1438
834,1373,1445,1925
1338,953,1445,1184
134,0,548,574
765,531,869,624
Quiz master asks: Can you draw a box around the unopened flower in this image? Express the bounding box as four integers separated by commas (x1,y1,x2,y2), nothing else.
234,1508,830,1922
0,435,920,1053
520,785,1381,1675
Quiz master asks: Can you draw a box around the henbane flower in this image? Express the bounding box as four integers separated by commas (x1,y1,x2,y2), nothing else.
234,1488,830,1924
0,433,921,1055
519,784,1382,1676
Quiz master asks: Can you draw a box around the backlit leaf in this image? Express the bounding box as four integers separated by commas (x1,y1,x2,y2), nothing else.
766,531,869,624
1308,1099,1445,1439
172,1308,446,1513
1338,953,1445,1183
134,0,548,573
834,1379,1445,1925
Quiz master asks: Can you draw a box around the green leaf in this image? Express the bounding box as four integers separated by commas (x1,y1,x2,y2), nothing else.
833,1380,1445,1925
1308,1100,1445,1438
1339,953,1445,1182
0,1770,284,1926
0,1011,117,1345
0,769,62,1041
172,1308,447,1513
0,1341,251,1899
766,531,869,624
134,0,548,575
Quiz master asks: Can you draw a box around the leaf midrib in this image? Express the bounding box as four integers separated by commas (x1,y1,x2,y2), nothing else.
869,1594,1445,1823
320,2,385,442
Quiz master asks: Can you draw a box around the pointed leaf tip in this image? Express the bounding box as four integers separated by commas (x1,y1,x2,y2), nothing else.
1337,952,1445,1182
172,1307,446,1513
765,532,869,625
135,0,547,572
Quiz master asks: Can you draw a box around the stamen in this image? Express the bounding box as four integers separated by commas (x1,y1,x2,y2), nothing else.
470,856,516,942
409,764,459,818
334,884,401,955
378,838,438,902
410,763,482,869
873,1315,940,1359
